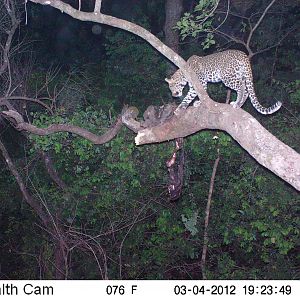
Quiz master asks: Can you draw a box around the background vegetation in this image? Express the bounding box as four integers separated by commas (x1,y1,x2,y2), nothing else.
0,0,299,279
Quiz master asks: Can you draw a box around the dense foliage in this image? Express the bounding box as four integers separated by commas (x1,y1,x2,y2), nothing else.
0,0,299,279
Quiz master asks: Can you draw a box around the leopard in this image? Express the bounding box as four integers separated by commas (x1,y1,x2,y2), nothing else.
165,50,282,115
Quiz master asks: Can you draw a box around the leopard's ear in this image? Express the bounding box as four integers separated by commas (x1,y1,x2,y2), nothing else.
165,78,172,83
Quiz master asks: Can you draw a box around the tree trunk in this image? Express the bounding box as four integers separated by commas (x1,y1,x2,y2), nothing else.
164,0,183,75
54,241,67,279
164,0,183,53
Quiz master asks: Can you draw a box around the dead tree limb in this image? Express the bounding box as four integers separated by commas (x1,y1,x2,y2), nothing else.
200,151,220,279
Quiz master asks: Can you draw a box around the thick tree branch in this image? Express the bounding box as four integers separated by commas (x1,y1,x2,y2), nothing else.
135,103,300,191
3,100,299,191
1,110,123,145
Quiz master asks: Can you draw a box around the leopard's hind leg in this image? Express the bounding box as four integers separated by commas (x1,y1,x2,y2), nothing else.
227,78,248,108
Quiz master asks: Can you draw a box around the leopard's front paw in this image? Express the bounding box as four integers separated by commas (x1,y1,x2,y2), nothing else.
193,100,201,107
230,101,239,109
174,108,181,115
174,105,187,115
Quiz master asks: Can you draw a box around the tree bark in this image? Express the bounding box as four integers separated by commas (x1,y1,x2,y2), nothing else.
164,0,182,53
54,240,67,279
135,103,300,191
164,0,183,74
1,110,124,145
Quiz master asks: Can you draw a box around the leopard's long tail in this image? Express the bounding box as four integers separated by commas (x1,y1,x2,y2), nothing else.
245,69,282,115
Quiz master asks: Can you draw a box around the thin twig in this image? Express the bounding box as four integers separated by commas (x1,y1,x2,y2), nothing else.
247,0,277,50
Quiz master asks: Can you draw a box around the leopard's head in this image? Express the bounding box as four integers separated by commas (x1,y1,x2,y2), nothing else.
165,70,187,97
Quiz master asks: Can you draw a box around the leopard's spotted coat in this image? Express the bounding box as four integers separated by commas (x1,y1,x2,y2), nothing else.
165,50,282,115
